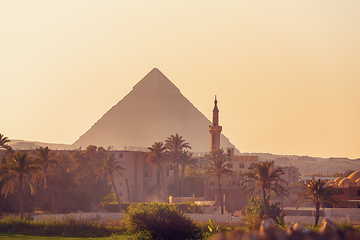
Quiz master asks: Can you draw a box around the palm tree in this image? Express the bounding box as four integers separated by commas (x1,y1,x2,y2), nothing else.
0,133,12,151
0,152,37,219
146,142,170,203
32,146,58,212
205,149,232,215
179,150,197,197
96,154,124,212
165,133,191,197
295,178,339,226
0,134,13,162
242,161,288,217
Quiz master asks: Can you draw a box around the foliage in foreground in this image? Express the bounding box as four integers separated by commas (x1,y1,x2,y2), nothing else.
242,196,284,230
125,203,202,240
0,216,124,237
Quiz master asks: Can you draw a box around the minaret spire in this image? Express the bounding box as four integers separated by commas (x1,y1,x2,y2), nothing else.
209,96,222,151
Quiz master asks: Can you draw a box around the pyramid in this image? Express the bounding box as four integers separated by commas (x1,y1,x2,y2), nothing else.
72,68,240,153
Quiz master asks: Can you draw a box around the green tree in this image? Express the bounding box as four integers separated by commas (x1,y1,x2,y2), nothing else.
242,161,287,217
0,133,12,152
205,149,232,215
69,146,111,211
96,153,124,212
0,152,37,219
295,177,339,226
32,146,58,212
146,142,170,203
165,133,191,197
179,150,197,197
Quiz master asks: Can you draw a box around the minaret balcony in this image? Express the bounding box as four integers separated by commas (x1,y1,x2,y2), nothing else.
209,125,222,132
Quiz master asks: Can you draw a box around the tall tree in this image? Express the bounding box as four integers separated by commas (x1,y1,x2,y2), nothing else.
0,134,13,163
242,161,288,217
69,145,111,210
0,152,37,219
295,178,339,226
96,154,124,212
165,133,191,197
146,142,169,203
0,133,12,151
205,149,232,215
179,150,197,197
32,147,58,212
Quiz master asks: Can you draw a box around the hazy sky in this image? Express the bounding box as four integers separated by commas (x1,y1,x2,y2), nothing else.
1,1,359,159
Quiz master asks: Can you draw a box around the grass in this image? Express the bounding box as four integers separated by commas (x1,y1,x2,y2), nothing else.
0,233,132,240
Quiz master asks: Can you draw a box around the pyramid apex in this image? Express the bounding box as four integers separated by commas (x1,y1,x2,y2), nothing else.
133,68,180,93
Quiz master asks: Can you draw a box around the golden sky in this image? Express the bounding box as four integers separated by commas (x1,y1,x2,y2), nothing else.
1,1,359,158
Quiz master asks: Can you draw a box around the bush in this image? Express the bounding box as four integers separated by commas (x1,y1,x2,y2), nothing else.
125,203,202,240
242,196,284,230
0,215,123,237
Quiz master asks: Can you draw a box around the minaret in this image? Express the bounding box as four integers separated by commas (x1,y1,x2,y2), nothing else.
209,96,222,151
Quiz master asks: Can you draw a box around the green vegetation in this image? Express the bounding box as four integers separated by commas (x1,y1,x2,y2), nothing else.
242,161,288,218
96,154,124,212
0,145,114,215
0,134,12,152
0,216,124,238
165,133,192,198
146,142,170,203
125,203,202,240
204,149,232,215
242,196,283,230
295,177,339,226
0,152,37,219
0,233,131,239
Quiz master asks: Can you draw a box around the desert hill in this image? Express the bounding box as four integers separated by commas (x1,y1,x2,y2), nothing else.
241,152,360,176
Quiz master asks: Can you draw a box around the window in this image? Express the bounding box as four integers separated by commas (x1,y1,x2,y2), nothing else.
250,164,255,168
239,164,245,169
119,153,123,158
227,149,231,156
357,190,360,196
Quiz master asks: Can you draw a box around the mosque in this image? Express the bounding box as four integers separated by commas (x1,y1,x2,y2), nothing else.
204,97,259,213
324,171,360,208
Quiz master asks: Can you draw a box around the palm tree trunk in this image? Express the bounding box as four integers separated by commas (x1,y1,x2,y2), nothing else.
263,188,268,217
217,175,224,215
19,175,23,219
110,174,122,212
175,162,179,197
315,202,320,226
180,163,185,197
49,183,56,213
160,165,167,203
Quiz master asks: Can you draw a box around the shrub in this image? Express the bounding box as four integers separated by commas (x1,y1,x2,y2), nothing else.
242,196,284,230
125,203,202,240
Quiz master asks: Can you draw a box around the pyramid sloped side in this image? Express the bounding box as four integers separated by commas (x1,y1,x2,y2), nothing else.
72,70,239,153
